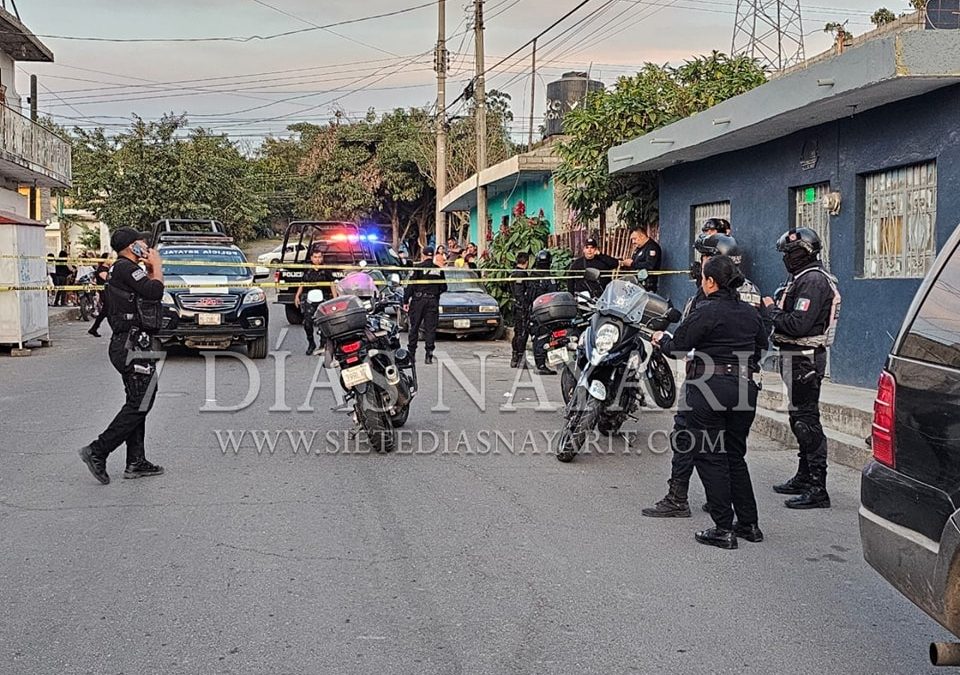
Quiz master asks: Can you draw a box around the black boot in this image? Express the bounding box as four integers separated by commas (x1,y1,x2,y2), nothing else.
79,446,109,485
424,353,434,364
305,344,316,356
642,480,691,518
124,460,165,479
535,363,556,375
772,473,812,495
695,527,738,550
734,522,764,542
785,486,831,509
510,353,521,368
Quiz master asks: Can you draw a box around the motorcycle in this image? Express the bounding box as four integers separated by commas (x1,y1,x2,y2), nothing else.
74,270,102,322
555,269,681,463
529,290,596,404
306,274,416,454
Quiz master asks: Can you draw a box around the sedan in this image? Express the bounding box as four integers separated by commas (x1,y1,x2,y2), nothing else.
437,269,503,339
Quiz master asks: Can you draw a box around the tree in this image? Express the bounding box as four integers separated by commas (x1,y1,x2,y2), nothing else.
554,52,766,230
870,7,897,25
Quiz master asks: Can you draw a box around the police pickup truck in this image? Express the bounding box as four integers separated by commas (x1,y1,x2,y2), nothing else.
149,219,269,358
274,221,402,325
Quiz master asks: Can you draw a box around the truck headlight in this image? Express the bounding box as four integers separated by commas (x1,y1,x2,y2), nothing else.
479,305,498,313
161,292,175,306
242,289,266,305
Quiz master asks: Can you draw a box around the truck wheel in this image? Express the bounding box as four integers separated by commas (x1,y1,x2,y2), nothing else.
285,304,303,325
248,336,268,359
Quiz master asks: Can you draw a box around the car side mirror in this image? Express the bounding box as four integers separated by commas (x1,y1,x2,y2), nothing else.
306,289,325,304
584,268,601,282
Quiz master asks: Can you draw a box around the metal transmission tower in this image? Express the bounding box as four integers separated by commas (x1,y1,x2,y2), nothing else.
732,0,805,72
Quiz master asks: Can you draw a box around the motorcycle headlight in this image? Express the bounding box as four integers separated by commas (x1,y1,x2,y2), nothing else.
161,292,175,306
242,289,266,305
479,305,498,313
594,323,620,356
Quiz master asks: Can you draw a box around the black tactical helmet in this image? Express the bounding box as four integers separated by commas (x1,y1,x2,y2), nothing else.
776,227,822,255
534,248,552,269
701,218,731,235
694,233,742,266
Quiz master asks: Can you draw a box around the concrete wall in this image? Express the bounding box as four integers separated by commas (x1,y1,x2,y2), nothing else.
467,177,556,244
0,51,20,110
655,84,960,388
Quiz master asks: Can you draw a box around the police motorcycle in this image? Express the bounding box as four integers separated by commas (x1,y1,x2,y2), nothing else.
528,290,597,405
305,271,416,453
555,269,681,462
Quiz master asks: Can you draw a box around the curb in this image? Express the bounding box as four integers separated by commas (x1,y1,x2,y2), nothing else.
752,407,871,472
48,308,80,326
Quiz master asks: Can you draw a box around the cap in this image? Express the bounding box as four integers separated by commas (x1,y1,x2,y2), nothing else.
584,238,599,248
422,245,436,256
110,227,150,252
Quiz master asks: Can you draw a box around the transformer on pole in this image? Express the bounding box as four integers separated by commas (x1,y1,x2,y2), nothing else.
732,0,805,72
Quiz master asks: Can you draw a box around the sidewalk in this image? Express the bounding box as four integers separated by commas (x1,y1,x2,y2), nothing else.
48,305,79,326
753,374,876,471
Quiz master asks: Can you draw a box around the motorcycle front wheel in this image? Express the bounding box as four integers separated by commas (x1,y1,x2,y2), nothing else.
646,351,677,409
556,390,599,462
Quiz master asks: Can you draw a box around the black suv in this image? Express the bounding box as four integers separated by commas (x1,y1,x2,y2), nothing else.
860,223,960,645
150,219,269,358
275,221,401,325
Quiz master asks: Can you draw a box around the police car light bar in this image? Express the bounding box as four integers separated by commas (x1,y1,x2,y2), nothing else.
330,232,378,243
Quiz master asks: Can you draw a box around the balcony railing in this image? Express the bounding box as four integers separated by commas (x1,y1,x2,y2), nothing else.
0,104,71,188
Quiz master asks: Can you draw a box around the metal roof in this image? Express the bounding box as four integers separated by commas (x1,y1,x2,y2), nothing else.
0,8,52,62
608,30,960,174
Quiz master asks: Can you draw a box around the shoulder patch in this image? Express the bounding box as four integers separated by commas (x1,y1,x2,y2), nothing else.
648,249,657,256
795,298,811,312
132,269,147,281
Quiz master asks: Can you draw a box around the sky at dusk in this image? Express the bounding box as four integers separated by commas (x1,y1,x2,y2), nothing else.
13,0,889,141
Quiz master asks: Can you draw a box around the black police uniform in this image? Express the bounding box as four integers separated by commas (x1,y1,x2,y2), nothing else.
527,269,558,370
567,253,618,297
300,267,335,353
88,261,112,336
766,261,838,503
510,266,533,365
88,257,165,473
659,286,767,540
404,260,446,362
629,238,662,292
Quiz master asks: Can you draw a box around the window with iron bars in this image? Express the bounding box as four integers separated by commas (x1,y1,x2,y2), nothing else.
862,161,937,279
793,183,832,271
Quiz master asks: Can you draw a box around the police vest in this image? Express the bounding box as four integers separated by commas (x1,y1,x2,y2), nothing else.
774,267,841,348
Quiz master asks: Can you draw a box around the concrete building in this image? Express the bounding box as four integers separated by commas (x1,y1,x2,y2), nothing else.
608,29,960,387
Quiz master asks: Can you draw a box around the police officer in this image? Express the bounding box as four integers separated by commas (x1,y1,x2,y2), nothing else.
763,227,840,510
643,233,767,518
653,255,768,549
294,247,337,355
701,217,732,236
567,237,618,297
404,246,447,365
619,224,662,292
78,228,165,485
529,249,558,375
510,252,533,368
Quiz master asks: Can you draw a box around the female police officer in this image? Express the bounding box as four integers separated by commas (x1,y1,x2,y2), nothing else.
652,255,768,550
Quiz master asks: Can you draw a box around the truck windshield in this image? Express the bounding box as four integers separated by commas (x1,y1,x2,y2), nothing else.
161,247,251,278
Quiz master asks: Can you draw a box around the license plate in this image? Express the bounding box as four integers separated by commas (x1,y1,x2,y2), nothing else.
198,313,221,326
341,363,373,388
454,319,470,329
547,348,571,366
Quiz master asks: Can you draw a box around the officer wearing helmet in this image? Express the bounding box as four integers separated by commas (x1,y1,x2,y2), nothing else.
763,227,841,510
701,218,732,236
643,232,768,519
528,249,559,375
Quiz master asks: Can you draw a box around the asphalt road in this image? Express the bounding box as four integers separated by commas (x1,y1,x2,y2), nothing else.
1,301,954,675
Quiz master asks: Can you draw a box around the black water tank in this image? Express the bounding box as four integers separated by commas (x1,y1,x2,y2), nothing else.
544,72,604,137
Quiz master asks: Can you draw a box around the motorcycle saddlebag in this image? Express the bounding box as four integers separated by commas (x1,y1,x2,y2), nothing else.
531,292,577,324
315,295,368,338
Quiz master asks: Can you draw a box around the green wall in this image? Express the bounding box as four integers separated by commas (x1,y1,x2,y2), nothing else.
465,176,556,244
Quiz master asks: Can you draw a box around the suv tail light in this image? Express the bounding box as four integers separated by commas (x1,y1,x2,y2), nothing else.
872,370,896,468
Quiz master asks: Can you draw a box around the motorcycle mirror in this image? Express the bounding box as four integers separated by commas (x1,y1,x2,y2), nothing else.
390,273,401,286
584,268,601,282
305,289,324,304
635,269,649,281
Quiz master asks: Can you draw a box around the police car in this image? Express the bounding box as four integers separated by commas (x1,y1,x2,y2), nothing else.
274,221,402,325
149,219,269,358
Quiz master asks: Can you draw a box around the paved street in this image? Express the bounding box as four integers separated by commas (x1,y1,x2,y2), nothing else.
1,302,953,675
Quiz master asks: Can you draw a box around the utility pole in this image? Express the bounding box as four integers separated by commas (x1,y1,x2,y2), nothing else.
474,0,488,255
528,38,537,148
29,74,37,222
434,0,447,251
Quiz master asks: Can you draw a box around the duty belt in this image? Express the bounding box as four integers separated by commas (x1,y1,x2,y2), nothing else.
413,292,439,299
687,363,756,380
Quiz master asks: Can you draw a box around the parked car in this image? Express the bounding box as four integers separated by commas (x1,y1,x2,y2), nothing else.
860,223,960,656
438,268,503,339
254,242,307,278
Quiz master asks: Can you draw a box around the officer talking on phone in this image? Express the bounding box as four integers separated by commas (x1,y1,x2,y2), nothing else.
79,227,166,485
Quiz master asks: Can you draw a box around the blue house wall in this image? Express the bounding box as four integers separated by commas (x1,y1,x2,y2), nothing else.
655,85,960,387
466,177,556,244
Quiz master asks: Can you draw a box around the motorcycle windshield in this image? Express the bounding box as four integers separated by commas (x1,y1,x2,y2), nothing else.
595,279,651,325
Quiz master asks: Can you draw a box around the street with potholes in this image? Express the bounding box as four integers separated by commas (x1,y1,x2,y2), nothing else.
1,301,952,674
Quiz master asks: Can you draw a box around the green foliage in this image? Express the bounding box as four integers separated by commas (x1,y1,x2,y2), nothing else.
870,7,897,25
480,205,550,324
555,52,767,229
77,227,101,252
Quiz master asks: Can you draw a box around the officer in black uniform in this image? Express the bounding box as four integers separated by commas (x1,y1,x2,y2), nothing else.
403,246,447,365
619,224,662,292
567,237,618,297
78,228,165,485
643,233,767,518
529,249,558,375
763,227,840,510
653,255,768,549
510,252,533,368
701,217,732,236
294,247,337,355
